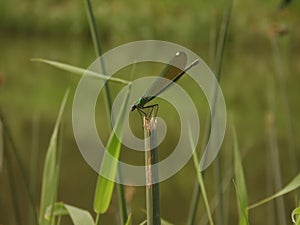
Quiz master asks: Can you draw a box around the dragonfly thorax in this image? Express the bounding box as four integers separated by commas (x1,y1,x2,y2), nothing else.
130,97,151,111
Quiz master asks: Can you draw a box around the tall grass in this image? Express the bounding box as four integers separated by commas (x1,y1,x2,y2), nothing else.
84,1,128,223
1,1,300,225
187,1,232,224
39,91,69,225
0,107,38,225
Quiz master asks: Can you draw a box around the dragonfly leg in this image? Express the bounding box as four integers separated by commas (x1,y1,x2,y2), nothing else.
136,105,159,130
142,104,159,118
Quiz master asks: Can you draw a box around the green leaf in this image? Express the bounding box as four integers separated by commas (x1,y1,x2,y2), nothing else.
139,220,147,225
248,173,300,209
189,126,214,225
292,207,300,224
39,91,69,225
31,58,131,85
93,85,131,214
232,127,249,225
125,213,132,225
45,202,94,225
161,217,174,225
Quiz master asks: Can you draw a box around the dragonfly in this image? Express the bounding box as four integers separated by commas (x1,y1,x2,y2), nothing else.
131,51,199,117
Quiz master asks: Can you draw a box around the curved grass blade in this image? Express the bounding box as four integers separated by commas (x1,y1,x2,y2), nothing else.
248,173,300,209
292,207,300,224
31,58,130,85
45,202,94,225
232,127,249,225
93,85,131,214
39,91,69,225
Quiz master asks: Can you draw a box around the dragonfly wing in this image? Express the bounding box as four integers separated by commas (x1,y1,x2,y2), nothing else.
143,51,187,99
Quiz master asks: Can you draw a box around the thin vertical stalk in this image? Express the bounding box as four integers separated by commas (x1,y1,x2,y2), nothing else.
84,0,112,122
266,149,276,225
28,114,39,225
84,0,127,223
0,118,3,221
271,37,297,178
187,1,231,224
5,141,22,225
0,108,38,225
144,114,160,225
267,77,287,225
0,116,3,173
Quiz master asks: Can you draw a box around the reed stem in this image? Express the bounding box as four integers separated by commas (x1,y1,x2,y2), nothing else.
144,114,160,225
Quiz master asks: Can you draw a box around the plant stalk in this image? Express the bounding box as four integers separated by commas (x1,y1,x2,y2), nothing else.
84,1,128,223
187,1,231,224
144,115,160,225
0,108,38,225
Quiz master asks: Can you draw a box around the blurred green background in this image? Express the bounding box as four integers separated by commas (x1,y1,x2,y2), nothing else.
0,0,300,224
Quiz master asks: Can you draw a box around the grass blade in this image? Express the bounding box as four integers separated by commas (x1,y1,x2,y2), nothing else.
139,220,147,225
0,107,38,224
270,36,297,177
31,58,130,85
189,126,214,225
84,0,128,222
29,115,40,225
45,202,94,225
161,217,174,225
232,127,249,225
125,213,132,225
292,207,300,224
266,77,287,225
248,173,300,209
93,85,131,214
0,117,3,172
187,2,232,224
39,91,69,225
5,149,22,225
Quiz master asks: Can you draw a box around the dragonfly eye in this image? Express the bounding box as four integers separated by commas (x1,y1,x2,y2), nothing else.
131,104,137,111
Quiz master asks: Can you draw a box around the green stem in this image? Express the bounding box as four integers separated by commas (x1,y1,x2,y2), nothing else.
5,143,22,225
95,213,100,225
191,150,214,225
84,0,112,128
187,2,231,224
187,183,200,225
84,0,128,223
271,37,297,178
0,108,38,225
29,114,39,225
267,78,287,225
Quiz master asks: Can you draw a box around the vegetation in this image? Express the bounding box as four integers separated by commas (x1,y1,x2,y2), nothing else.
0,0,300,224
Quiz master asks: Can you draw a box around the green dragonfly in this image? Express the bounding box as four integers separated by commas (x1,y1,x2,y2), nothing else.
131,51,199,117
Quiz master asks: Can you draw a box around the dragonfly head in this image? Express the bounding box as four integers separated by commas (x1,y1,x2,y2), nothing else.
131,104,137,111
